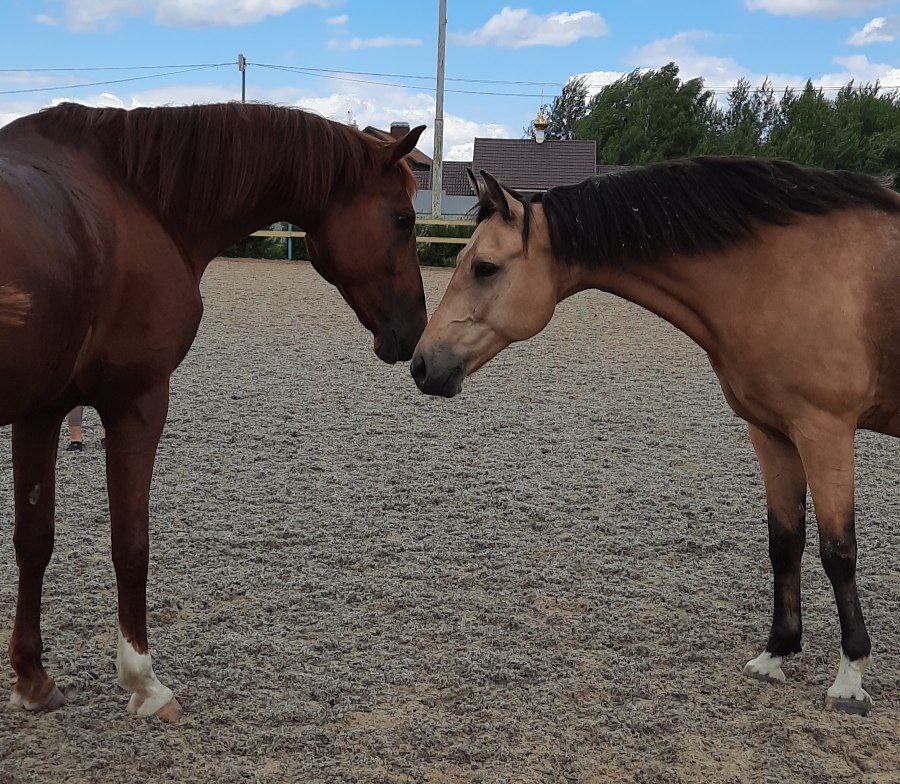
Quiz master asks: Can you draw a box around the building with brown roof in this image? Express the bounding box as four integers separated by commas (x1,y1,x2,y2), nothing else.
362,122,432,181
471,137,597,194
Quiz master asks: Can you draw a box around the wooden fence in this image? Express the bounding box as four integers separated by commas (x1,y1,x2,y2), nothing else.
251,217,475,246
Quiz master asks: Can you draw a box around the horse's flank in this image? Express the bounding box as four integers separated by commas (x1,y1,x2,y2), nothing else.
0,283,32,327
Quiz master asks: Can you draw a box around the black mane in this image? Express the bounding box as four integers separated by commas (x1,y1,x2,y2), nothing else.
478,157,899,266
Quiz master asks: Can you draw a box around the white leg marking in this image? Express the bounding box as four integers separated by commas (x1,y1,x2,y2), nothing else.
116,629,174,717
743,651,786,682
827,651,871,704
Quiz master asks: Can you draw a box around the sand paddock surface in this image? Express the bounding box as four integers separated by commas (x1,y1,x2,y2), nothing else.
0,259,897,783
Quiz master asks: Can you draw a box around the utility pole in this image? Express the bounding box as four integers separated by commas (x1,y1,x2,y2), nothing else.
431,0,447,217
238,53,247,103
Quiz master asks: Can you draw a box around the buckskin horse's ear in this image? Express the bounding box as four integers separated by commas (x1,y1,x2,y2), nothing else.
479,169,519,222
466,168,482,197
384,125,426,169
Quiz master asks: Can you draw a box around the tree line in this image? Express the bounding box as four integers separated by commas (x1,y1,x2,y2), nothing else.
537,63,899,187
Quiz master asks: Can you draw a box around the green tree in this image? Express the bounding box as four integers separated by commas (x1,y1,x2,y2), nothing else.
545,76,590,140
576,64,718,163
707,78,779,155
568,64,898,187
767,81,900,185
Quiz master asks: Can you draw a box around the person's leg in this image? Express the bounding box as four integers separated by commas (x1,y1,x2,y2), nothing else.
66,407,84,451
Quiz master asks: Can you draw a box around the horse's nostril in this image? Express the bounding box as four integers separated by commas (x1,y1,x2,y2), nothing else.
411,354,427,386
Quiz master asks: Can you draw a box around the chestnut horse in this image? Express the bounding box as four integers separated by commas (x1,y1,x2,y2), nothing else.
412,160,899,715
0,103,427,721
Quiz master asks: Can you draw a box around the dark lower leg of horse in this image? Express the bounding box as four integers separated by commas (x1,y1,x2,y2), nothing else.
820,525,872,714
793,426,872,715
766,508,805,656
743,424,807,684
103,383,181,723
9,415,65,711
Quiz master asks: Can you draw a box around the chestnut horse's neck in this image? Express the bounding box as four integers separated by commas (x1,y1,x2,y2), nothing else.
32,102,385,274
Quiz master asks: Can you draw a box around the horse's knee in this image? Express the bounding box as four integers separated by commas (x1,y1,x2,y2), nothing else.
112,539,149,578
820,533,857,584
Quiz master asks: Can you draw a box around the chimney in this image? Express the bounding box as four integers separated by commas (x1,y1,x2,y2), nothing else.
390,121,411,139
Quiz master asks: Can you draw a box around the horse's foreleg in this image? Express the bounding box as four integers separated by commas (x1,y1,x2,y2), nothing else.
101,381,181,723
743,424,807,683
793,423,872,715
9,413,65,711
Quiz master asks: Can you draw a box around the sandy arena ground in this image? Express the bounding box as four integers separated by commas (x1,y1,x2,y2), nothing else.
0,259,897,783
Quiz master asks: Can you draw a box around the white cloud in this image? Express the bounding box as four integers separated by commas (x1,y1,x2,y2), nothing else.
328,36,422,50
744,0,887,18
453,7,609,48
630,31,805,93
38,0,334,31
577,70,626,97
627,31,899,100
819,54,900,86
0,79,509,163
848,16,900,44
325,13,347,25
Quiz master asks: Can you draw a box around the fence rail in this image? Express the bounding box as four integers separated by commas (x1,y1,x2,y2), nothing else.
251,217,475,245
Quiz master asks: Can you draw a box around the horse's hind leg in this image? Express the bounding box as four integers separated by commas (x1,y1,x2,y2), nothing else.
8,413,65,711
743,425,807,683
793,422,872,715
101,381,180,723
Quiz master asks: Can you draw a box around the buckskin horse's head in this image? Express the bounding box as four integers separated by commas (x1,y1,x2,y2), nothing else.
305,125,428,364
411,170,561,397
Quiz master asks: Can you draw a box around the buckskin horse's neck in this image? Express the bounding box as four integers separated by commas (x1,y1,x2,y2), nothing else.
567,256,721,356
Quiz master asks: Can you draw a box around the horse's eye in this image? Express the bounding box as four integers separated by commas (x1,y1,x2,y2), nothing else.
396,213,415,231
473,260,500,279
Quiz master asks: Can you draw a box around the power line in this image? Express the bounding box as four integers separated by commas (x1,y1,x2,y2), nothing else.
252,63,900,98
248,62,900,92
250,61,563,87
2,59,897,98
255,63,550,97
0,64,231,96
0,62,235,73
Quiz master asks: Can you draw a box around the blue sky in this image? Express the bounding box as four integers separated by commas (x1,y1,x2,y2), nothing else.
1,1,898,159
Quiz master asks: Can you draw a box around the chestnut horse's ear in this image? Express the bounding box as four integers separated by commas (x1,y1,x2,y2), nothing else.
384,125,427,169
479,169,519,222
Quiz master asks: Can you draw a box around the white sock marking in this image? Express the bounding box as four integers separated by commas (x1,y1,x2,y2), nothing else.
116,629,174,717
827,651,871,703
743,651,786,682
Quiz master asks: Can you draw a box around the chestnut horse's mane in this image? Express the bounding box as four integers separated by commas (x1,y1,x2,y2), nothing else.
35,102,414,227
478,157,899,267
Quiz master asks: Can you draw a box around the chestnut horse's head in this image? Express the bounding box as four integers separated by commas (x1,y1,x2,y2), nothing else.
412,171,564,397
306,125,427,364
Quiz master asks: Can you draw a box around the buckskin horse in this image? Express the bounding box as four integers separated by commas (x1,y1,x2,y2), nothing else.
411,160,899,715
0,102,427,722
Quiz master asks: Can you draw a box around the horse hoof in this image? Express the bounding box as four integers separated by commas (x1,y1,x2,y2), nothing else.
128,693,182,723
155,698,182,724
9,682,65,712
742,653,786,683
825,694,871,716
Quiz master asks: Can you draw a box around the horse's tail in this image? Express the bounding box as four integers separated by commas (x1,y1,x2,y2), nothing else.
0,283,32,327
